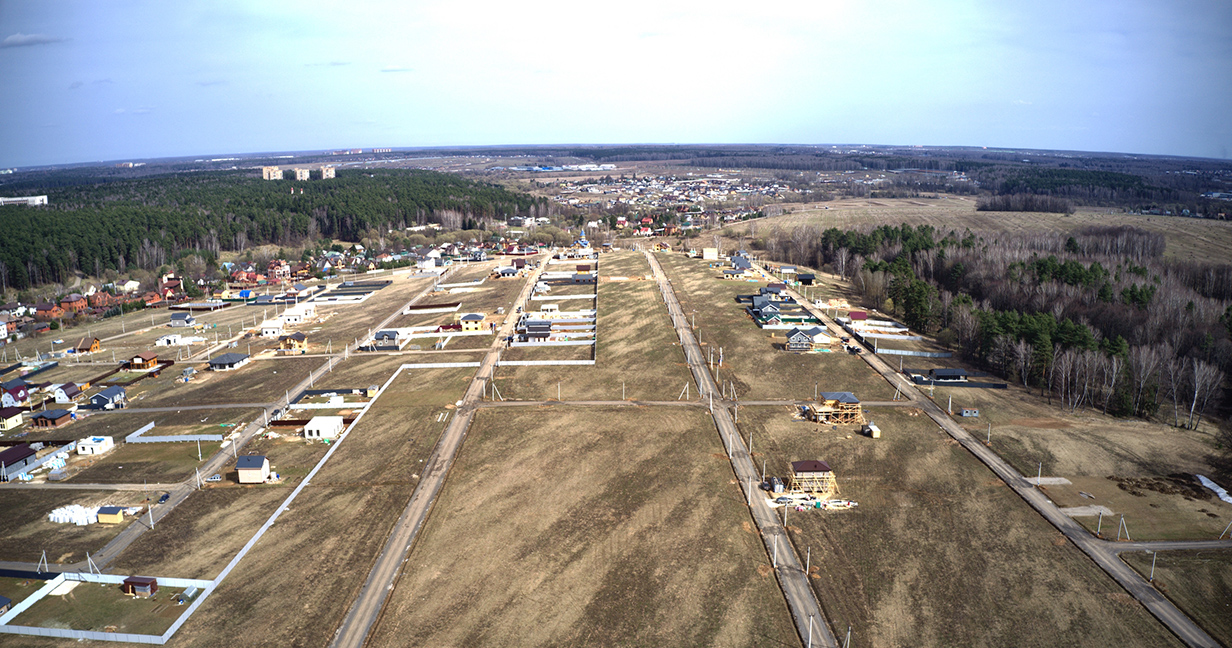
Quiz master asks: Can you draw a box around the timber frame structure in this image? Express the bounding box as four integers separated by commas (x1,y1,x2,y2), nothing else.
788,460,839,498
808,391,865,425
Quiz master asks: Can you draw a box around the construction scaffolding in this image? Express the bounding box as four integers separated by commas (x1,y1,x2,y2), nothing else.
788,460,839,498
807,391,866,425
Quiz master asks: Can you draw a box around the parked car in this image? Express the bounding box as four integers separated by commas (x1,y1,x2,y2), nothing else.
205,474,222,483
158,493,170,504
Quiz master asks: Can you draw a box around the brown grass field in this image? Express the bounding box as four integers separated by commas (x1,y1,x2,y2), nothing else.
737,405,1183,647
366,405,800,648
656,251,897,401
0,489,152,564
132,356,322,407
1122,549,1232,646
721,196,1232,263
64,440,220,485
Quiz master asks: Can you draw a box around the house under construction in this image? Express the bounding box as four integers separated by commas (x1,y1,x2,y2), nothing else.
788,460,839,498
807,391,865,425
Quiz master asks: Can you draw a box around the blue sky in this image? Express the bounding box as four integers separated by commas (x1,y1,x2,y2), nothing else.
1,1,1230,167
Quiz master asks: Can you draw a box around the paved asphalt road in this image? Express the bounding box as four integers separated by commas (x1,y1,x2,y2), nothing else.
646,251,839,648
778,269,1225,648
330,262,545,648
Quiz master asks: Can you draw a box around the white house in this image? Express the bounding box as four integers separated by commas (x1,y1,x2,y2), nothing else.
155,334,183,347
77,436,115,455
120,280,141,293
260,319,285,338
304,415,344,440
169,312,196,327
53,383,82,404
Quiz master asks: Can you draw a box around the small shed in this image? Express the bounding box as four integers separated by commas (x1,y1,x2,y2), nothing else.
77,436,115,455
236,455,270,483
122,576,158,598
97,506,125,524
797,273,816,285
0,595,11,615
304,416,344,440
365,385,379,397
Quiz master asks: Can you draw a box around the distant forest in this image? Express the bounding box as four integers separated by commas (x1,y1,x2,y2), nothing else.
0,169,544,291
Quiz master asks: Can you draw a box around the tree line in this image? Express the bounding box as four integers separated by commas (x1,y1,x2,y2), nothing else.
0,169,544,291
752,222,1230,427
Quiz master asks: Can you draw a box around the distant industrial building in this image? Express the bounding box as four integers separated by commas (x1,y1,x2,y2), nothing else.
371,148,391,153
263,165,334,180
0,196,48,206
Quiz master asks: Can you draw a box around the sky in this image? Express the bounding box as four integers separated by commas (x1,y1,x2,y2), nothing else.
1,0,1230,168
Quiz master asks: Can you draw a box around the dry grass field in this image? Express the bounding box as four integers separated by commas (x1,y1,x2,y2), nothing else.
1122,549,1232,647
0,489,152,564
918,379,1222,481
132,356,322,407
1045,476,1231,541
722,196,1232,263
64,440,220,485
737,405,1183,648
657,252,897,401
366,405,799,648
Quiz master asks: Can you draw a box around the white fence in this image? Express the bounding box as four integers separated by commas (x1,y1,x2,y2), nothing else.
0,572,214,645
126,421,223,444
398,362,483,369
497,359,597,366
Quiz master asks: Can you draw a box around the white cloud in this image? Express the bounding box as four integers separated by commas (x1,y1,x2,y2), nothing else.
1,32,64,48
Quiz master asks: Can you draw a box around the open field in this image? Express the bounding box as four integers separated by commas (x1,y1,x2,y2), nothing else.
721,196,1232,263
12,580,187,635
1123,549,1232,647
494,269,690,401
133,356,321,407
366,406,799,648
0,490,151,564
738,405,1183,647
596,250,652,277
1043,476,1231,541
15,407,258,445
657,252,897,401
921,382,1222,479
109,487,289,579
64,441,220,485
123,366,477,647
